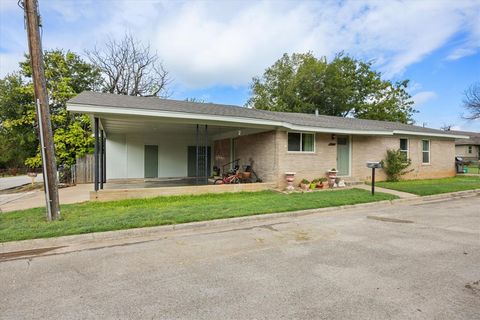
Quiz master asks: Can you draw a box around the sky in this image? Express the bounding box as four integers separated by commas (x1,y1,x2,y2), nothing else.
0,0,479,131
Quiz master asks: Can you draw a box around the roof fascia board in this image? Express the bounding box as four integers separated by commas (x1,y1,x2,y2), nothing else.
393,130,469,139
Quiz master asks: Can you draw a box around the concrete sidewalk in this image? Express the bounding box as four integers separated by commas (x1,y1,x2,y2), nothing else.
0,184,92,212
354,183,419,198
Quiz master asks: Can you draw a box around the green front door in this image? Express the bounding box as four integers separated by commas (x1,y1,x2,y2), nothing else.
144,145,158,178
336,135,350,176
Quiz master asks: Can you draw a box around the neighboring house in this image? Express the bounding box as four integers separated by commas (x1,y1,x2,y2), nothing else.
452,130,480,161
66,92,467,191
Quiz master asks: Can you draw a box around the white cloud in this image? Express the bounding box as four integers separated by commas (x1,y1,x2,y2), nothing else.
1,0,479,87
412,91,438,107
0,52,23,76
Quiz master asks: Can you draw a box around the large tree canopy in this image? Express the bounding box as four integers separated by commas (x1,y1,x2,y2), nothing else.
0,50,101,169
247,52,416,124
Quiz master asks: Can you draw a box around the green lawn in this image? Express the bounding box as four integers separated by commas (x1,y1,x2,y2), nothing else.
466,165,480,174
0,189,397,243
376,176,480,196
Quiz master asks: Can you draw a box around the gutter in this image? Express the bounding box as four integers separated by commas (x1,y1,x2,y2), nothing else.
392,130,469,139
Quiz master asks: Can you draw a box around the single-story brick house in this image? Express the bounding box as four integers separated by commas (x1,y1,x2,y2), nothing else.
67,92,467,193
452,130,480,161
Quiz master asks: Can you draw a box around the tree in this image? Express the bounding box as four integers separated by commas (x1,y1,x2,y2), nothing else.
0,50,102,169
440,124,454,131
463,82,480,120
0,74,37,169
247,52,416,123
185,97,207,103
86,33,171,97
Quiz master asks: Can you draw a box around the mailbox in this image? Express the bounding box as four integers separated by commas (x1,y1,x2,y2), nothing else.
367,161,382,169
366,161,382,195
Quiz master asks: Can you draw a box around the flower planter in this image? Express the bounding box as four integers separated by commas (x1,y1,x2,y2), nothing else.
327,169,338,188
285,172,296,191
300,183,309,190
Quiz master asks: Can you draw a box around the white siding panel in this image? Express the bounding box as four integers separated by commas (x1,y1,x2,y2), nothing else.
106,132,209,179
106,134,127,179
126,136,144,178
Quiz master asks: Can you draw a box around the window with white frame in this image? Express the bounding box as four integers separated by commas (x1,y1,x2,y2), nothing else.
468,145,473,154
288,132,315,152
422,140,430,164
399,138,409,159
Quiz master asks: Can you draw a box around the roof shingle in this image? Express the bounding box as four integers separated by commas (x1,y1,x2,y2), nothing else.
68,91,467,137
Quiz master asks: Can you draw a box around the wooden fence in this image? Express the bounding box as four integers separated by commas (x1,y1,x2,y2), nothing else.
74,154,94,184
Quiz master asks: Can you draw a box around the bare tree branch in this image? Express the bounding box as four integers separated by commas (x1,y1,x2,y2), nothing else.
463,82,480,120
86,33,172,97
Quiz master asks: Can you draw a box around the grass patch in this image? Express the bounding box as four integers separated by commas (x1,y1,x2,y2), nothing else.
0,188,396,243
376,176,480,196
466,165,480,174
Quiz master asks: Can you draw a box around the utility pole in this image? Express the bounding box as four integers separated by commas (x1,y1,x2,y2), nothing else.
22,0,60,220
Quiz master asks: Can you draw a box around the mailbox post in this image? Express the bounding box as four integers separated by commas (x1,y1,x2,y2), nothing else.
366,162,382,195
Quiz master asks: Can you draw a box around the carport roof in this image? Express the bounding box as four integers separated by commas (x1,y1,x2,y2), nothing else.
67,91,468,139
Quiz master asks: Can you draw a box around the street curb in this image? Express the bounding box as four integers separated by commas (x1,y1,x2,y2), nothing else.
1,188,479,253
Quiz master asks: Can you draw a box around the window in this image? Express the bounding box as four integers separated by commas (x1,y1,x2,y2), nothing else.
288,132,315,152
399,138,409,159
468,145,473,154
422,140,430,164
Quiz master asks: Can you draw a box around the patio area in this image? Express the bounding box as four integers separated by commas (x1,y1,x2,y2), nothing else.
104,177,208,190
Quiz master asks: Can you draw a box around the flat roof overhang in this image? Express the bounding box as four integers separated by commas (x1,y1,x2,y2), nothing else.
67,103,470,139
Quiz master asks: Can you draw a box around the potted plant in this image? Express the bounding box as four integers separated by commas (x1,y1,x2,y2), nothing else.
310,179,317,190
327,168,338,188
327,168,338,178
299,178,310,190
316,177,327,189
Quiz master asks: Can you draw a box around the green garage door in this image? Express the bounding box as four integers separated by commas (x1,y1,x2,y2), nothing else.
144,145,158,178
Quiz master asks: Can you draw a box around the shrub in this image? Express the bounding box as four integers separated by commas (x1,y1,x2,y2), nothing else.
382,149,413,182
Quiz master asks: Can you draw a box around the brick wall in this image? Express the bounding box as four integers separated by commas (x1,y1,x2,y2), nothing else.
352,136,456,181
215,130,457,188
234,131,277,183
213,139,230,169
275,131,337,188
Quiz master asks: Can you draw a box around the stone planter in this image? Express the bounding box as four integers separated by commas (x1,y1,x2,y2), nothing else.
327,170,338,188
285,172,296,191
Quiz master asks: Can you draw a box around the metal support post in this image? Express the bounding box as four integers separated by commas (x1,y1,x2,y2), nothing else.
94,117,99,191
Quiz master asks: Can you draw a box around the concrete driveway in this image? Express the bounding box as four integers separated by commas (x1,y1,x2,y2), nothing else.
0,196,479,319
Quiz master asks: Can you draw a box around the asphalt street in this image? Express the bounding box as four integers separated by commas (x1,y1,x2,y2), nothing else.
0,174,43,191
0,196,479,319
